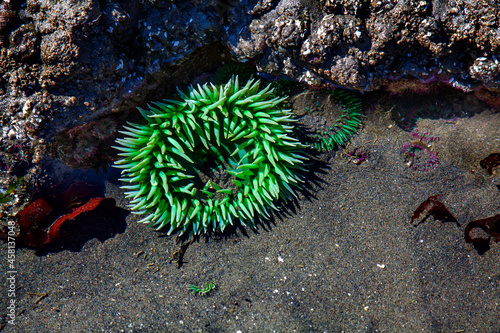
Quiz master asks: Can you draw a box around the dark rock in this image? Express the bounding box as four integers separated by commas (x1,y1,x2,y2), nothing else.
226,0,500,92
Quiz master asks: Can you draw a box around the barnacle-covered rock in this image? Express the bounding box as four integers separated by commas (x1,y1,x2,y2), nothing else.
301,14,365,65
0,1,16,41
40,30,79,65
469,57,500,89
267,7,310,49
226,0,500,91
249,0,276,16
2,0,499,153
7,23,39,61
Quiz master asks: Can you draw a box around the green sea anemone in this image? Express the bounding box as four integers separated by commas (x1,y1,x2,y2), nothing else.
309,89,363,151
113,77,307,236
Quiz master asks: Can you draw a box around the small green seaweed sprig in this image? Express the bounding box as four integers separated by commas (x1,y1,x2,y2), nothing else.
188,282,216,296
0,177,23,204
310,89,363,151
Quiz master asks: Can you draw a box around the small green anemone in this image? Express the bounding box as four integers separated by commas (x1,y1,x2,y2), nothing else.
113,77,308,236
309,89,363,151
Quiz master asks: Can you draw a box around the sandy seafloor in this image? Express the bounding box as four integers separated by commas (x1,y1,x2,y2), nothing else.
1,89,500,332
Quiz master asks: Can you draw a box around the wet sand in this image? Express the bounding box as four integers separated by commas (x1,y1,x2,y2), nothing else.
2,90,500,332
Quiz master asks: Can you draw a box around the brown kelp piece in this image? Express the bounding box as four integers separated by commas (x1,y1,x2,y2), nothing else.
480,153,500,175
464,214,500,245
411,195,459,226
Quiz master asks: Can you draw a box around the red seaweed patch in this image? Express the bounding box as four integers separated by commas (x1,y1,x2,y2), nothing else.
14,182,116,249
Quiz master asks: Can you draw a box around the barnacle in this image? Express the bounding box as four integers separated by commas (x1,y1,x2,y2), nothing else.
113,77,308,236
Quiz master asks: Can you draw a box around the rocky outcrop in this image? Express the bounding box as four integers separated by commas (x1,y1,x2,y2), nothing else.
227,0,500,92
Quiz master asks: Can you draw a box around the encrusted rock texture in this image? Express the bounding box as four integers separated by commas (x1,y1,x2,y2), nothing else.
229,0,500,90
0,0,498,188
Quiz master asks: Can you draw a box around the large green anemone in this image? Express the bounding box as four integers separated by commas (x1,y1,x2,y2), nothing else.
113,77,308,236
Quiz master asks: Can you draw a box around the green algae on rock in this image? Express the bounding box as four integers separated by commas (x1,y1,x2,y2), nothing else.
113,77,308,236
